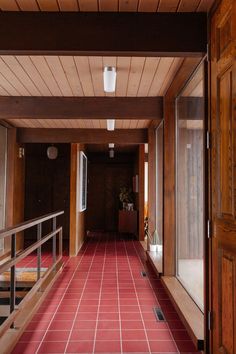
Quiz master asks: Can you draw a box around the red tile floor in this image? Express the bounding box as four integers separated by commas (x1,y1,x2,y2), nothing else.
11,233,201,354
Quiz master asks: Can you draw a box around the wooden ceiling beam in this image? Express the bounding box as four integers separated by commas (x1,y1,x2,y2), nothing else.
0,12,207,56
0,97,162,120
17,128,148,144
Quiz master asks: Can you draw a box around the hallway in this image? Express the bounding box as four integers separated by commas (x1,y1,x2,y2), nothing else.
12,234,200,354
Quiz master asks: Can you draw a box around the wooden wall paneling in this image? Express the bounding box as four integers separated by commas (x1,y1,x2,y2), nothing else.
139,144,145,240
163,57,201,276
5,128,25,251
70,144,77,256
197,0,215,11
70,144,86,256
210,0,236,351
148,127,156,236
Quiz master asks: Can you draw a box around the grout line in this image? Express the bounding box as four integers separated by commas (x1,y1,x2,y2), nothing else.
34,240,93,354
116,238,123,354
122,240,152,354
92,234,108,354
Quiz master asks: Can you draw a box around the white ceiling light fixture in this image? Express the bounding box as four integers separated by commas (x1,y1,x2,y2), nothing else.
47,145,58,160
107,119,115,131
103,66,116,93
109,143,115,148
109,149,114,158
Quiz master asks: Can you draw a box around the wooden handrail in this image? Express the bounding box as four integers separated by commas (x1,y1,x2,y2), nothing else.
0,227,62,275
0,210,64,239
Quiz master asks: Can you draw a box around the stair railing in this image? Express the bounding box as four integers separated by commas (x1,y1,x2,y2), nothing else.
0,210,64,334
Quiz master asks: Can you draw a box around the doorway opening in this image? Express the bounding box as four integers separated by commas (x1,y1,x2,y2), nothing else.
24,143,70,252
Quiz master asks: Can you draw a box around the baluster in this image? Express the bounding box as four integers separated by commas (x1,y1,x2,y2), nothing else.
10,233,16,328
52,217,56,264
37,223,42,281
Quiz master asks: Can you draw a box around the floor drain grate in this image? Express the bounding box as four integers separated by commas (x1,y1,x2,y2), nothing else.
141,271,147,277
153,307,166,322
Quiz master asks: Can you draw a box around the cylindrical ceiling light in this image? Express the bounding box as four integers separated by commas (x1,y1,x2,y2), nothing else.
109,149,114,158
107,119,115,131
108,143,115,148
103,66,116,93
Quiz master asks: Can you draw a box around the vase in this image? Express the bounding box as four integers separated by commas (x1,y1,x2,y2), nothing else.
149,244,157,252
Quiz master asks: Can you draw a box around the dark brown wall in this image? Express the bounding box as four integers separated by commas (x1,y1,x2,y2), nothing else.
24,143,70,246
86,153,135,232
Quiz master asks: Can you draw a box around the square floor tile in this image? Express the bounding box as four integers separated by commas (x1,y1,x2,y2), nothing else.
66,341,93,353
94,340,121,353
122,340,149,353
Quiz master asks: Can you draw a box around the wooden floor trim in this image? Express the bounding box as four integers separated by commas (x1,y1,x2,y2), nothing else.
161,276,204,350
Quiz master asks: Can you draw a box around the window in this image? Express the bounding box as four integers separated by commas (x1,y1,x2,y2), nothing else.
176,64,205,311
0,126,7,251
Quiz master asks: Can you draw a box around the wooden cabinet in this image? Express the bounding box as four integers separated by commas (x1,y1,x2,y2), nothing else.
118,210,137,235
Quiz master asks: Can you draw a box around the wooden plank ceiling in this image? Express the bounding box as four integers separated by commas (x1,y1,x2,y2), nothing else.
0,0,215,12
0,56,183,97
1,55,182,129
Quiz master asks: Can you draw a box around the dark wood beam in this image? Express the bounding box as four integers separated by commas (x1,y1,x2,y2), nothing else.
0,12,207,56
17,128,148,144
0,97,162,120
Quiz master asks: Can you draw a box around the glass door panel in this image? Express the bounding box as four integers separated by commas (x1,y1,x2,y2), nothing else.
176,64,205,311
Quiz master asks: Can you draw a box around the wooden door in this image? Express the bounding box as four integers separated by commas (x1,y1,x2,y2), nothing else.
210,0,236,352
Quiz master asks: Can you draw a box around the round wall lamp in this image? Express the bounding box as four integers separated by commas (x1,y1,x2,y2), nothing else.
47,145,58,160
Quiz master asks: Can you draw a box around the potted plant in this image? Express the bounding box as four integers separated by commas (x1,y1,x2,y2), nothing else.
119,186,134,210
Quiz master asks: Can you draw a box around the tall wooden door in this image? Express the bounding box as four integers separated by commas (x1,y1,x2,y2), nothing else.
210,0,236,352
